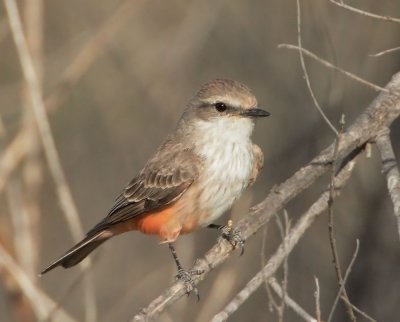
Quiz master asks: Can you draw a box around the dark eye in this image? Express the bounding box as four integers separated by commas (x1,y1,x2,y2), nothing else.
214,102,227,112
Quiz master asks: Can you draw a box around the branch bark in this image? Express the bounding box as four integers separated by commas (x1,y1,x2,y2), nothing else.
376,129,400,239
131,73,400,321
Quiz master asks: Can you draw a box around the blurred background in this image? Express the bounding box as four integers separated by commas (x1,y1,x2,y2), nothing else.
1,0,400,321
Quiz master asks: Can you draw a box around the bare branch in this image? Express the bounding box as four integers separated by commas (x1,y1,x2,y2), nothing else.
314,277,321,322
261,226,280,313
296,0,338,135
210,154,359,322
273,211,291,322
340,297,377,322
327,115,356,321
327,239,360,322
132,72,400,321
376,129,400,240
278,44,388,93
327,0,400,24
269,277,317,322
370,46,400,58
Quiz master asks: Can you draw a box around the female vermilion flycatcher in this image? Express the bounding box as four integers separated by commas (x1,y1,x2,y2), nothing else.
41,78,270,296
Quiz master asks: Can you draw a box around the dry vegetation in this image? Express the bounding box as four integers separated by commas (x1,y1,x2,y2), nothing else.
1,0,400,321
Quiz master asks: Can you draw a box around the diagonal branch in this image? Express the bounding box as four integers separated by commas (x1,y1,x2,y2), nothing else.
296,0,338,135
370,46,400,58
278,44,388,93
376,129,400,240
211,150,359,322
327,0,400,24
131,73,400,321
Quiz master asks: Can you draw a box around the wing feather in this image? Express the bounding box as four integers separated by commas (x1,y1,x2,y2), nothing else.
88,141,202,234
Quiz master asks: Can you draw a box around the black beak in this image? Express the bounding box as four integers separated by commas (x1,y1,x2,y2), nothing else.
242,108,270,118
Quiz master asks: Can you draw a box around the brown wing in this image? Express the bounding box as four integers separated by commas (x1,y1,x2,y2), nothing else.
247,143,264,188
88,140,202,234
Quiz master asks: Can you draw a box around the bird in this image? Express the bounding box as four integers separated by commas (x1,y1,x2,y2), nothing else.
41,78,270,296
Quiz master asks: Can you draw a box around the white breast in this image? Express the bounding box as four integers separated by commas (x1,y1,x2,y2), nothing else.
194,117,255,226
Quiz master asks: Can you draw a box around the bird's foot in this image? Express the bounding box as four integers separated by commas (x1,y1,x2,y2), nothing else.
175,268,203,301
220,220,245,255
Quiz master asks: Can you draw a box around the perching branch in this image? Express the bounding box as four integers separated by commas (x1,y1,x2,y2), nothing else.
376,129,400,240
131,73,400,321
211,147,359,322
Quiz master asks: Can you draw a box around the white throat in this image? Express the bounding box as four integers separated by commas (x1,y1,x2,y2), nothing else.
194,116,254,146
193,116,255,225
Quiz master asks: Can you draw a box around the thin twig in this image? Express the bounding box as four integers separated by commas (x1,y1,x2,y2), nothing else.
261,225,280,313
327,239,360,322
296,0,338,135
4,1,97,321
376,129,400,240
370,46,400,57
273,211,291,322
278,44,388,93
327,0,400,24
314,277,321,322
327,114,356,321
340,297,377,322
269,277,317,322
210,154,359,322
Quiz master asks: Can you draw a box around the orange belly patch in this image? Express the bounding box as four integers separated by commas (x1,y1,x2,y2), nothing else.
135,206,175,236
109,200,203,242
111,202,182,242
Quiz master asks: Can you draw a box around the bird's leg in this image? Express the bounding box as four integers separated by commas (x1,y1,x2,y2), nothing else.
168,243,202,301
208,220,245,255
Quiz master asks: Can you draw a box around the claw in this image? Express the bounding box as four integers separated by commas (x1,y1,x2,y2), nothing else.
176,269,203,301
221,220,245,255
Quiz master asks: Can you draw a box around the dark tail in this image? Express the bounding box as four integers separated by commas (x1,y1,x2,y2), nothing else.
40,230,111,275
